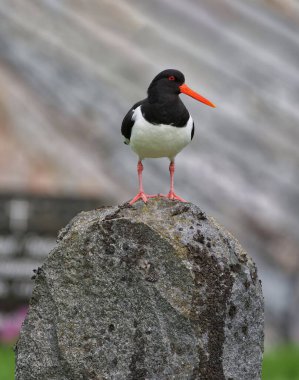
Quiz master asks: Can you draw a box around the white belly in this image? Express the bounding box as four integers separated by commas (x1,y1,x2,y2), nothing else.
129,106,193,160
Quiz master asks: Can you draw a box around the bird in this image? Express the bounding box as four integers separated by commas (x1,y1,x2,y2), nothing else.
121,69,215,205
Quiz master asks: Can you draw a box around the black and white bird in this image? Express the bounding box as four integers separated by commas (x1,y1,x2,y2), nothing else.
121,69,215,205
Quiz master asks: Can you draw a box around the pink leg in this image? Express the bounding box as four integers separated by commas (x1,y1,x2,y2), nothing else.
129,161,159,205
166,161,187,202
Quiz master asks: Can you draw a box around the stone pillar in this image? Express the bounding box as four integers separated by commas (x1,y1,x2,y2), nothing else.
15,199,264,380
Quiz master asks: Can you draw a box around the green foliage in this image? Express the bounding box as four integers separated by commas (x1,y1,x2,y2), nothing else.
262,344,299,380
0,344,15,380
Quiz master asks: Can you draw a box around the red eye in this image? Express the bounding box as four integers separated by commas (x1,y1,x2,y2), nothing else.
168,75,175,81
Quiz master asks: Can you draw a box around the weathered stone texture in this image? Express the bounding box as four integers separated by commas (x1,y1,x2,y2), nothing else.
15,199,264,379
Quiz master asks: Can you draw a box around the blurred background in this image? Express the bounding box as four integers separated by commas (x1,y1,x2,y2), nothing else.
0,0,299,378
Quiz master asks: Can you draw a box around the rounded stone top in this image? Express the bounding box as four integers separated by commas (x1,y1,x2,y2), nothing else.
16,199,264,380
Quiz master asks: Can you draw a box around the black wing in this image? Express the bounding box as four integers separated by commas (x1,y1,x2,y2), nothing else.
191,122,195,140
121,100,144,142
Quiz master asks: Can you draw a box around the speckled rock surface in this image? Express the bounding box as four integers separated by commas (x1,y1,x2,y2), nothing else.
15,199,264,380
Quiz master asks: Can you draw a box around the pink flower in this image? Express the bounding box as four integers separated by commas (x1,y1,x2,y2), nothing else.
0,306,28,343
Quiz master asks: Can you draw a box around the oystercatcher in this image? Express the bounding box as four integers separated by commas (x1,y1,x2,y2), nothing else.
121,69,215,205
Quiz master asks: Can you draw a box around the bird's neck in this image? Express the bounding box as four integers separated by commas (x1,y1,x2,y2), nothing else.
148,93,178,105
143,91,189,127
147,83,179,104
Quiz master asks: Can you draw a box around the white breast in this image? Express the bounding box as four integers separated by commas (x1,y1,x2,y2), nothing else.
129,106,193,160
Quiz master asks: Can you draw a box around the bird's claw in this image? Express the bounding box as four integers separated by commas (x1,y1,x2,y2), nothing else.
130,191,186,205
163,191,187,202
129,192,148,205
129,192,160,205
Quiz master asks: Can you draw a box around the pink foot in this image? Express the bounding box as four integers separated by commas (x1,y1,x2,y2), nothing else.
129,193,161,205
165,191,187,202
129,192,148,205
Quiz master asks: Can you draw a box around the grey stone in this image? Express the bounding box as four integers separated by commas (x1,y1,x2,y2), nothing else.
1,0,299,346
15,199,264,380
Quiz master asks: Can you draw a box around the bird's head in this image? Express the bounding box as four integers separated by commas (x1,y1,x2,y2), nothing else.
148,69,215,108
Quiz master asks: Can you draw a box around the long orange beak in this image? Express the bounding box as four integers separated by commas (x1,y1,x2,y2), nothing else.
179,84,216,108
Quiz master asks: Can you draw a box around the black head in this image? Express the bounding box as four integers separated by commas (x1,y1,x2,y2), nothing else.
148,69,185,96
147,69,216,107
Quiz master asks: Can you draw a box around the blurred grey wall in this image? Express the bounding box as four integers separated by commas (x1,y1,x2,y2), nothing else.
0,0,298,346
